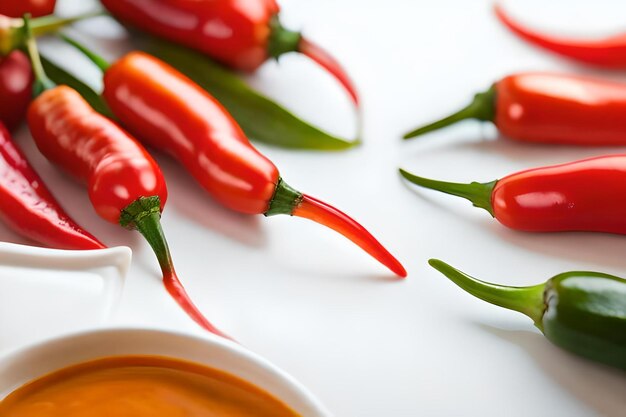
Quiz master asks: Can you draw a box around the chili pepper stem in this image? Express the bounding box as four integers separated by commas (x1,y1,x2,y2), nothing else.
268,16,360,107
121,197,233,341
399,168,496,216
60,34,110,72
403,86,496,139
22,15,55,96
1,11,103,55
428,259,545,328
266,178,407,277
30,10,105,37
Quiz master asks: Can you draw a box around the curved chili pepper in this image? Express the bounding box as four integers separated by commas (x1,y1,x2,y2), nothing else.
0,120,104,250
403,72,626,146
0,0,56,18
0,50,32,130
106,52,402,276
100,0,359,105
429,259,626,370
400,154,626,234
22,19,229,339
494,4,626,69
64,39,404,277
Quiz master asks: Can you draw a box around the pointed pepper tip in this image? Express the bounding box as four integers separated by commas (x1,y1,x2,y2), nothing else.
298,36,360,108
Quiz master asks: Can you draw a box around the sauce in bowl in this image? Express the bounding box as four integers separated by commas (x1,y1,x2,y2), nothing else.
0,356,301,416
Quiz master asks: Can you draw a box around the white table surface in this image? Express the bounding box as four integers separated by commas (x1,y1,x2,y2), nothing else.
4,0,626,415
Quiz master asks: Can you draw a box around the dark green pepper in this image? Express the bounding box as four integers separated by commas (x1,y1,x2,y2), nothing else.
429,259,626,370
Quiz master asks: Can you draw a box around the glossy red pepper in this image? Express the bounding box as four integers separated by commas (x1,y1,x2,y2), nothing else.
100,0,359,105
400,154,626,234
22,20,229,339
0,50,32,130
0,0,56,18
404,72,626,146
495,4,626,69
0,11,103,129
0,2,89,130
0,120,104,249
66,41,404,276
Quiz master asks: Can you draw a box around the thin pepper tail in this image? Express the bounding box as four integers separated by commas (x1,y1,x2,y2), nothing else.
124,197,234,342
298,36,360,107
494,3,626,68
292,194,407,278
163,271,235,342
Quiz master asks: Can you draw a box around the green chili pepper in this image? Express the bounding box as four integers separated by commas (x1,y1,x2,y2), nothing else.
429,259,626,370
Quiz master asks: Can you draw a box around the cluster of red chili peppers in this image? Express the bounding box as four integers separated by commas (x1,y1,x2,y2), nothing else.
0,1,403,340
2,0,624,371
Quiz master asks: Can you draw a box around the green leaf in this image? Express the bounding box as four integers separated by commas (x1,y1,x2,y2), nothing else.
41,54,114,119
142,39,358,151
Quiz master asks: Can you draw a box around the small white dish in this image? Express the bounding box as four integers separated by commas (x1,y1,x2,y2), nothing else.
0,242,131,354
0,328,331,417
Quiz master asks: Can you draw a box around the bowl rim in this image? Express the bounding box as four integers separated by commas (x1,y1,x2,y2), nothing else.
0,326,332,417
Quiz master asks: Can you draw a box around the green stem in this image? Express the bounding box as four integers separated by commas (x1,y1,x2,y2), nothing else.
265,177,303,216
119,197,231,339
399,168,496,216
1,11,104,55
31,10,105,37
267,15,301,59
403,85,496,139
61,33,110,72
429,259,545,327
22,16,55,97
119,196,172,272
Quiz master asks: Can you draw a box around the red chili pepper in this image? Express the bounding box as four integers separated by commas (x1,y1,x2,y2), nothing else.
404,72,626,146
0,0,56,18
22,19,230,339
65,39,404,277
0,11,102,129
400,154,626,234
0,120,104,249
494,4,626,69
100,0,359,105
0,50,32,130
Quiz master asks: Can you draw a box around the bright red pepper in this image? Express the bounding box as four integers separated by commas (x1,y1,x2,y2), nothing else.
0,0,66,130
0,50,32,130
0,120,104,249
0,0,56,18
0,10,102,129
404,72,626,146
495,4,626,69
400,154,626,234
22,19,229,338
100,0,359,105
72,49,403,276
28,85,230,338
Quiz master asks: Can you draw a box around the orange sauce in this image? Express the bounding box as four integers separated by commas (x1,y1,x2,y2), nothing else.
0,356,301,417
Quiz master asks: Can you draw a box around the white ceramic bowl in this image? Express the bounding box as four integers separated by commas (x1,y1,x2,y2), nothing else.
0,243,131,353
0,328,331,417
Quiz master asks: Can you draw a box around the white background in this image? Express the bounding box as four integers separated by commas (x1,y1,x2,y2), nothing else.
5,0,626,415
